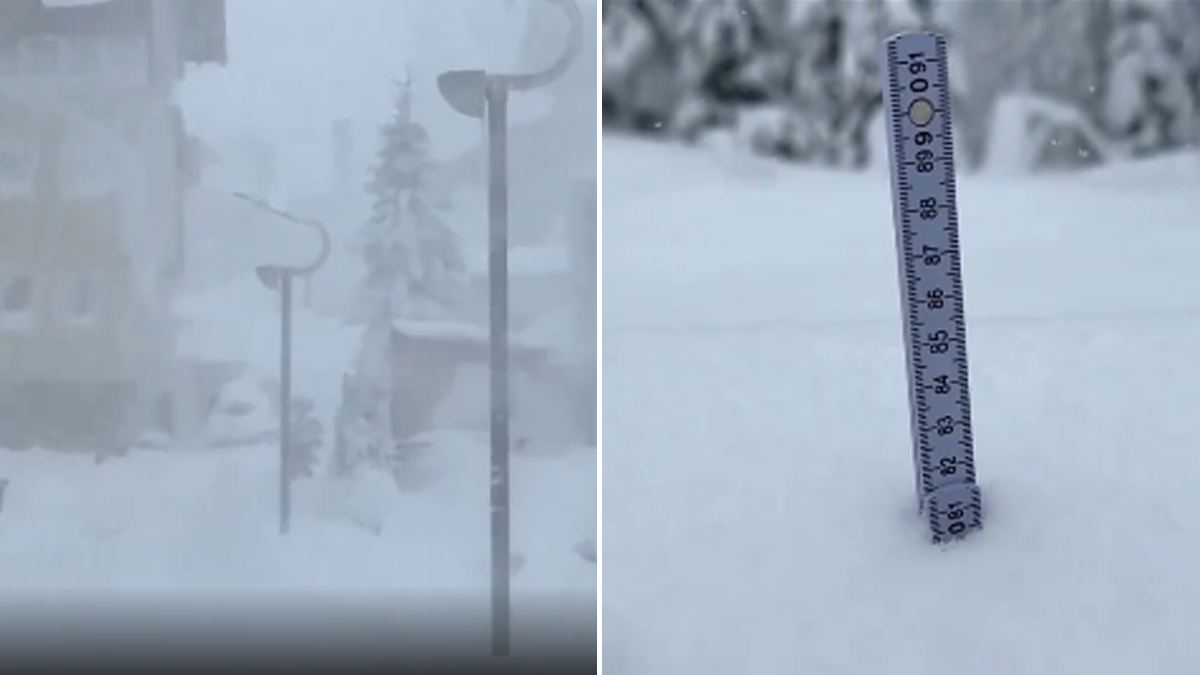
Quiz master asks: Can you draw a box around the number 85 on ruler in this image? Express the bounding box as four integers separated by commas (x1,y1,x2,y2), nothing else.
881,31,982,544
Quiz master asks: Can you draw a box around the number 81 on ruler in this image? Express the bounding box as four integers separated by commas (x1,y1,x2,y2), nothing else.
881,31,983,544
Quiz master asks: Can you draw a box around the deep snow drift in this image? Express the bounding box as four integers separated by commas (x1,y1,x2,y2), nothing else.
603,136,1200,674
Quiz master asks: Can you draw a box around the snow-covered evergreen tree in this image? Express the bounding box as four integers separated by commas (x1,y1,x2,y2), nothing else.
603,0,691,132
353,76,466,325
950,0,1199,167
332,76,467,479
604,0,911,166
604,0,1200,167
1102,3,1198,156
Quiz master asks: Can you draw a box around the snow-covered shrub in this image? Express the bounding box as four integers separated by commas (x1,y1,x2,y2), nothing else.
987,94,1123,173
287,396,322,480
1103,16,1198,157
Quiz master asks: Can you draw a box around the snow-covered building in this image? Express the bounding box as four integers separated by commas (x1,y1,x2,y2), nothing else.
0,0,225,449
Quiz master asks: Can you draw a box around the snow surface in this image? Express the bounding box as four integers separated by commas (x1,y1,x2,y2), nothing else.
603,136,1200,674
0,432,594,595
0,221,593,657
0,382,593,652
0,263,594,647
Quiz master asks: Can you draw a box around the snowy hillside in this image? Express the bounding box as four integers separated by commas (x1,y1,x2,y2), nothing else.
603,136,1200,674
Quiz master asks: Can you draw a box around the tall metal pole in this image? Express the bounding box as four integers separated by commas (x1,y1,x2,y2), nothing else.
434,0,583,656
571,180,598,447
486,81,512,657
279,274,294,535
235,192,331,537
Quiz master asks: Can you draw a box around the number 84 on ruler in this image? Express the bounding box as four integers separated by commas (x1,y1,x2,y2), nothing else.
881,31,983,545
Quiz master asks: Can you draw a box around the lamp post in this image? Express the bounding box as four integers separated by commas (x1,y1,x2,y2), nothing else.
233,191,331,535
435,0,583,657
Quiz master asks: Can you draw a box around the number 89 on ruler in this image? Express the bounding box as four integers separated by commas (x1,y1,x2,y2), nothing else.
881,31,983,545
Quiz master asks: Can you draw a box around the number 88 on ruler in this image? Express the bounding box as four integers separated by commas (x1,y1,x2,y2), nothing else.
881,31,982,544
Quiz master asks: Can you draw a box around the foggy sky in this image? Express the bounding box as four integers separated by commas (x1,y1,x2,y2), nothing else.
180,0,596,167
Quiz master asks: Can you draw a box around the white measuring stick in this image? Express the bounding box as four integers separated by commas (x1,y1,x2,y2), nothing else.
881,31,982,544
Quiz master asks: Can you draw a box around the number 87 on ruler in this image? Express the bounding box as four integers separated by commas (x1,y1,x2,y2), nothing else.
881,31,982,544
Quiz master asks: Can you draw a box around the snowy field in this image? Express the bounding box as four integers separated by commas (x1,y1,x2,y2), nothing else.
603,136,1200,674
0,271,595,654
0,437,594,595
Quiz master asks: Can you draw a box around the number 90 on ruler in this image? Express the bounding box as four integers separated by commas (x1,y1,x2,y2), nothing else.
881,31,982,544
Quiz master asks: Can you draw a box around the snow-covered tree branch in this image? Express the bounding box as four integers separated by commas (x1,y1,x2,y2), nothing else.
604,0,1200,170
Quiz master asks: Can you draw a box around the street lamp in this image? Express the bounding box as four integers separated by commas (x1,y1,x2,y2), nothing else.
436,0,583,657
233,191,331,535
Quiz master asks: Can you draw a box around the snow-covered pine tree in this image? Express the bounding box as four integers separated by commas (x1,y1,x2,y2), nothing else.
603,0,691,132
354,75,466,325
333,75,467,479
1102,1,1198,156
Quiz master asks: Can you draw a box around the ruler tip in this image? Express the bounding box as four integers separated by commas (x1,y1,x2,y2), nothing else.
884,30,947,47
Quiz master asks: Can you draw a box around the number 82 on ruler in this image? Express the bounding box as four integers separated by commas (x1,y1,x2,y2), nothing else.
881,32,982,544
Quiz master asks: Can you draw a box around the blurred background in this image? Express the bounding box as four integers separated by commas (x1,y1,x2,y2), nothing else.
603,0,1200,172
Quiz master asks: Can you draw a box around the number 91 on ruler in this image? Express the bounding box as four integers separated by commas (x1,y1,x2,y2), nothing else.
881,31,983,545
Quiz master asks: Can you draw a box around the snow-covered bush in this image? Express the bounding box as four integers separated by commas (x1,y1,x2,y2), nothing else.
203,376,275,449
987,94,1121,173
287,396,321,480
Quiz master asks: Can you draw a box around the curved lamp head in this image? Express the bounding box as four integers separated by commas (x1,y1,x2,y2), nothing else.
235,191,332,279
437,70,488,119
256,265,286,291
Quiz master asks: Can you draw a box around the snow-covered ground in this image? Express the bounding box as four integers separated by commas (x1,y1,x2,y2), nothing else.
0,274,594,655
0,391,592,649
603,136,1200,674
0,437,593,594
0,265,593,587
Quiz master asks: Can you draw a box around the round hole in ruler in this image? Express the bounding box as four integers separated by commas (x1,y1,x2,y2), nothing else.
907,98,935,127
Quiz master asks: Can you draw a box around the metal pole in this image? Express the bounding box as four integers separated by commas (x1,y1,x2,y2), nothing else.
572,180,598,447
279,274,294,535
235,193,328,537
486,81,512,657
435,1,580,655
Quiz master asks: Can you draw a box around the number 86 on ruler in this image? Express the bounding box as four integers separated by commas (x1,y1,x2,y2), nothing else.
881,31,983,544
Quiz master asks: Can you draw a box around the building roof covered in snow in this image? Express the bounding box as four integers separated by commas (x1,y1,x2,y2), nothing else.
1,0,226,68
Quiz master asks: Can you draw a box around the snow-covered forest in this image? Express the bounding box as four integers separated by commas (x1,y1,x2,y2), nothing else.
603,0,1200,170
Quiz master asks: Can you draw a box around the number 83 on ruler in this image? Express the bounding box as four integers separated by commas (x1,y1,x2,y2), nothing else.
881,31,983,544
